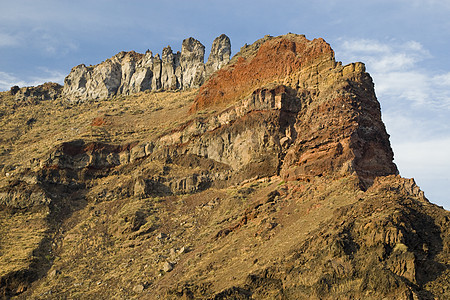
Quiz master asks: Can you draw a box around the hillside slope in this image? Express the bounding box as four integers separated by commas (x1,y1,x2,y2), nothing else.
0,34,449,299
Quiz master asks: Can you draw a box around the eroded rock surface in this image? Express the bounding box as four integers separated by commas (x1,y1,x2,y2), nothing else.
62,35,231,102
12,82,62,102
205,34,232,77
189,34,398,187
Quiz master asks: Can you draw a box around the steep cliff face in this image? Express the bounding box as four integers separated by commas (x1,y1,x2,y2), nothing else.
62,35,231,102
188,34,397,187
205,34,231,76
0,34,449,299
192,34,333,111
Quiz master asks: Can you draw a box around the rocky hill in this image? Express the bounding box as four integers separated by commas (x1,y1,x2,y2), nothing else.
0,34,449,299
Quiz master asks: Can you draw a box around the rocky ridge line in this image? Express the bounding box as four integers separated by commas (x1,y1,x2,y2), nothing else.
34,34,398,192
62,34,231,102
9,82,62,103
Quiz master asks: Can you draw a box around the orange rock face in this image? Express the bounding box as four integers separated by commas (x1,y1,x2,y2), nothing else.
191,34,335,112
187,34,398,187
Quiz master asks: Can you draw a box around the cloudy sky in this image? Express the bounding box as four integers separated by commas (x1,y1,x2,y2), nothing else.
1,0,449,209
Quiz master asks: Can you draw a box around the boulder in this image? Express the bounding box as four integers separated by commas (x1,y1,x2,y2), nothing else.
163,261,174,272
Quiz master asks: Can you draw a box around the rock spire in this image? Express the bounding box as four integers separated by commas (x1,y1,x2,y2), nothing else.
62,35,231,102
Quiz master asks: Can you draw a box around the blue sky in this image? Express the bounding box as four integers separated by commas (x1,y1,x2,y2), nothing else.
1,0,449,209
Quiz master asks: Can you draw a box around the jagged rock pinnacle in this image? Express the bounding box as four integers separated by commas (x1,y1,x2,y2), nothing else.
180,37,206,88
61,34,231,102
206,34,231,76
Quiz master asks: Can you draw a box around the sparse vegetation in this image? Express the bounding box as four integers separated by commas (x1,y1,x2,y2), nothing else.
0,34,449,299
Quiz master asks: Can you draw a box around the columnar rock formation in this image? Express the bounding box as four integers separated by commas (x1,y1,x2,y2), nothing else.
62,34,231,102
205,34,232,76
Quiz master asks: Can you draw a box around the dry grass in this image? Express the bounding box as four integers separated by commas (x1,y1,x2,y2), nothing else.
0,89,198,176
1,88,448,299
17,172,363,298
0,209,49,277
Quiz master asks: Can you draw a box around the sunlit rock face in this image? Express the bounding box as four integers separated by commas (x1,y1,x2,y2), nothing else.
62,35,231,102
191,33,398,187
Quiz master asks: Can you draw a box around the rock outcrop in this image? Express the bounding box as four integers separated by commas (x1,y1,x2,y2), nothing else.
46,34,397,189
205,34,231,76
188,34,398,186
62,35,231,102
11,82,62,102
30,35,397,204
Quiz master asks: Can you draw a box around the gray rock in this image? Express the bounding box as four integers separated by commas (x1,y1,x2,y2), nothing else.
10,85,20,95
130,144,146,162
0,183,52,209
152,54,163,90
180,37,206,88
127,51,155,94
133,177,147,197
62,35,231,102
48,269,61,278
156,232,167,241
14,82,62,102
206,34,231,77
133,284,144,293
161,46,180,90
163,261,174,272
178,246,188,254
168,173,210,194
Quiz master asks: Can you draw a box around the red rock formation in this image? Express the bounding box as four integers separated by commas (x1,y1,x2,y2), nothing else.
190,34,334,112
189,34,397,187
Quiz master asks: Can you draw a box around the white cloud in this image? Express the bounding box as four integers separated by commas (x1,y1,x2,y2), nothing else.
377,71,450,109
30,68,65,85
336,38,450,110
375,71,443,107
340,39,391,54
0,71,26,90
338,38,430,72
0,32,22,47
433,72,450,86
393,137,450,209
404,40,427,53
394,138,450,173
372,54,416,73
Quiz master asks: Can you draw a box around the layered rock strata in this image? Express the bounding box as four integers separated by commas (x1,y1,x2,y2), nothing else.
38,34,398,191
35,35,398,197
62,34,231,102
190,34,398,186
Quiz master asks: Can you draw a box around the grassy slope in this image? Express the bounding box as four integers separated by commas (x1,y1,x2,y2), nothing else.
1,89,449,299
0,90,198,174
